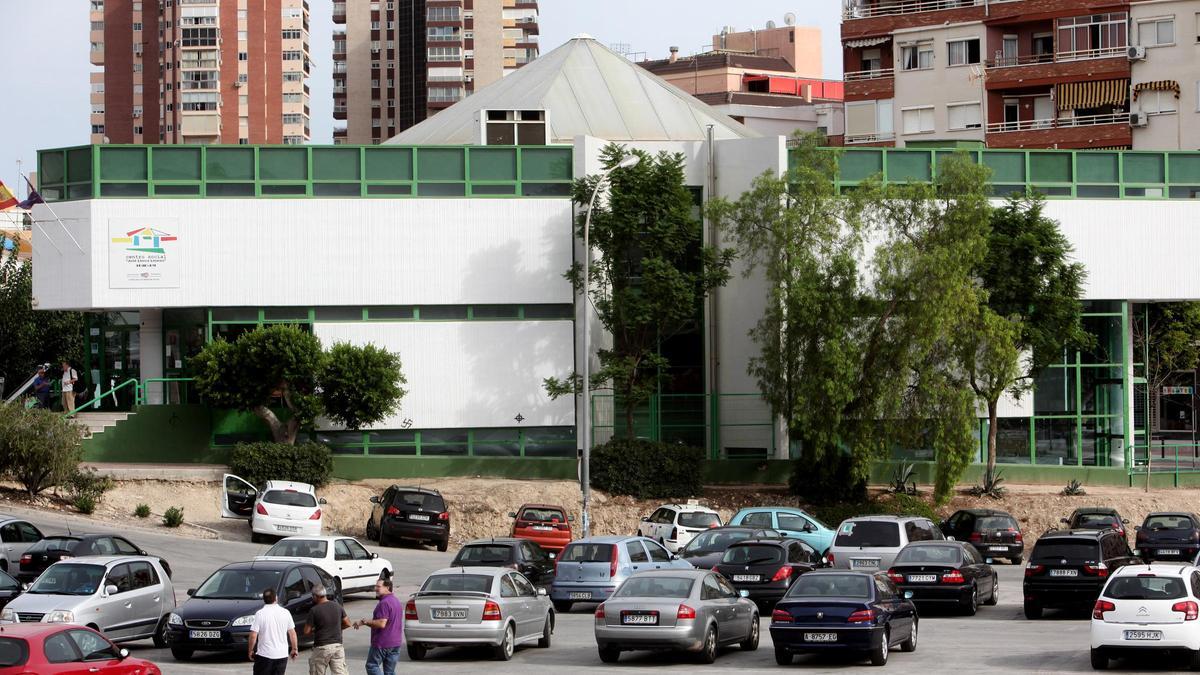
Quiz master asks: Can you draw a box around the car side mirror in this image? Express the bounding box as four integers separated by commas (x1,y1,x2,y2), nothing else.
548,551,556,559
187,588,196,596
985,558,994,565
568,515,575,522
118,648,129,660
369,496,380,504
104,584,118,597
738,590,750,598
1135,525,1142,532
371,552,378,559
1122,519,1129,524
641,517,650,522
508,512,517,518
1060,518,1070,525
20,583,29,592
803,524,815,532
946,536,955,542
287,591,301,603
318,498,328,505
138,550,147,556
537,587,548,596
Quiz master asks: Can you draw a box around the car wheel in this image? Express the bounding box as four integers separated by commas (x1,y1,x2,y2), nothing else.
437,539,449,553
739,613,759,651
332,577,343,597
171,647,194,661
775,648,793,665
538,615,553,648
984,578,999,606
696,624,718,664
1090,647,1109,670
900,619,917,652
598,645,620,663
365,519,376,540
552,600,572,613
1189,647,1200,671
1012,555,1023,565
407,643,427,661
962,585,979,616
869,627,889,666
378,529,391,548
1023,600,1043,620
153,615,170,648
494,624,515,661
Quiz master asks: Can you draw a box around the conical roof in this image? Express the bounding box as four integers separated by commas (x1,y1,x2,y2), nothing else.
388,35,758,145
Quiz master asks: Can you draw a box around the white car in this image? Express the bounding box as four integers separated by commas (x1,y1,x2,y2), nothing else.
636,500,722,553
254,535,392,595
220,474,326,542
1090,563,1200,670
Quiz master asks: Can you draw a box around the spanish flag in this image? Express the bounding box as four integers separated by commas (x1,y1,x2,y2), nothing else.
0,180,17,211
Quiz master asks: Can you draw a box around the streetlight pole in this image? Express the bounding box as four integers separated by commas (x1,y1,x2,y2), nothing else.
580,153,640,538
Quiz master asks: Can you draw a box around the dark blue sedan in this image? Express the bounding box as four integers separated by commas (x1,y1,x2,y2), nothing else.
769,570,917,666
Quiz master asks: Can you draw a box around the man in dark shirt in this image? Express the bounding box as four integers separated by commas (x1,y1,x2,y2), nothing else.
304,584,350,675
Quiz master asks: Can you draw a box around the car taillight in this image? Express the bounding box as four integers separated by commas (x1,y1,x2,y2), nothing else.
557,523,570,531
670,527,678,540
886,569,905,584
1093,599,1115,620
1174,601,1199,621
404,600,417,621
1014,531,1023,544
595,604,606,619
824,552,834,566
677,604,697,620
942,570,965,584
309,509,321,520
846,609,876,624
771,608,792,623
256,503,268,516
771,566,793,582
437,512,450,522
1025,565,1045,577
1083,564,1109,578
20,554,31,564
386,506,400,516
482,601,502,621
610,545,619,578
968,532,982,543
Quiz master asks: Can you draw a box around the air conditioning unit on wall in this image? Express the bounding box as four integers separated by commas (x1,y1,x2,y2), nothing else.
1128,46,1146,61
1129,111,1148,127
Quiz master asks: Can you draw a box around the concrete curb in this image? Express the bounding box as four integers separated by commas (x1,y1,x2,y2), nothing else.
0,501,224,541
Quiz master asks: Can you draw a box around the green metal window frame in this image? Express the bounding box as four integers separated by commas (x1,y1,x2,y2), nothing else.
314,426,576,458
37,144,574,202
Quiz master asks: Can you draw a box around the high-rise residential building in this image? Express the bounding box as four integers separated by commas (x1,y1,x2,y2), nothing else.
333,0,539,145
838,0,1188,150
90,0,310,146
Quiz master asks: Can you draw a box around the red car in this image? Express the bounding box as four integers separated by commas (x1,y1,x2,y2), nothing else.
509,503,573,553
0,624,160,675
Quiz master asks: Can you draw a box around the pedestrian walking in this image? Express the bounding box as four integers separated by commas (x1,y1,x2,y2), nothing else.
32,365,50,409
248,587,298,675
59,361,77,412
304,584,350,675
353,578,403,675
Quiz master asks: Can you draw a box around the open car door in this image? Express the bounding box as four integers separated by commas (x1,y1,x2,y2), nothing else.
221,473,258,519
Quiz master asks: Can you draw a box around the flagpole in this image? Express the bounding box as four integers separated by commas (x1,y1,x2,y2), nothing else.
21,172,82,253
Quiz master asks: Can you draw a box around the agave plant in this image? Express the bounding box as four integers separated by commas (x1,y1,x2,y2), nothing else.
969,470,1007,498
889,462,918,495
1060,479,1086,496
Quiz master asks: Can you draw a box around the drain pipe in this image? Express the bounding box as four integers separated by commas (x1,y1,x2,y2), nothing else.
706,124,721,459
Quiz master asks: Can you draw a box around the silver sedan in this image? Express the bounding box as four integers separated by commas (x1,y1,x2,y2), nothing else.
405,566,554,662
594,569,760,663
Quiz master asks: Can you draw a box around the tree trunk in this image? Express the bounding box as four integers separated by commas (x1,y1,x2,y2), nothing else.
253,405,293,444
986,398,999,488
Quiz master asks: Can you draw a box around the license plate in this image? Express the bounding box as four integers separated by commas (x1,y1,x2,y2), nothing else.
410,514,431,522
622,613,658,625
276,524,299,532
1124,630,1163,641
432,608,468,620
569,592,591,600
851,559,879,568
188,630,221,639
989,546,1007,552
804,632,838,642
532,526,553,531
1160,549,1181,556
732,575,760,582
907,574,937,583
1050,569,1079,577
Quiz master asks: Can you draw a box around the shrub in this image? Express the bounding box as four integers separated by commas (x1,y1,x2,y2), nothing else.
1061,479,1086,496
162,506,184,528
590,439,705,499
65,467,115,505
134,504,151,518
789,452,866,505
229,442,334,488
968,470,1007,498
73,494,96,514
0,403,84,498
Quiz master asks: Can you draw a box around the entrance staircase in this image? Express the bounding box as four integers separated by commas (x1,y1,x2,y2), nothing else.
70,411,135,439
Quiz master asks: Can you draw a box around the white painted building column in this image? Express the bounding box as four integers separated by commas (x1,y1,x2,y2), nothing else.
139,309,163,405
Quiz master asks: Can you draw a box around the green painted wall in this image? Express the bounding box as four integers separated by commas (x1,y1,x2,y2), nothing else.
81,405,229,464
332,457,577,480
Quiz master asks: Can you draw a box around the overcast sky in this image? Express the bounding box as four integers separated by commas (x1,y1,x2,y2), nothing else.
0,1,841,196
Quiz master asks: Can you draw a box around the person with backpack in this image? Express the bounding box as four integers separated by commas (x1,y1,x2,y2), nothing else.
60,361,79,412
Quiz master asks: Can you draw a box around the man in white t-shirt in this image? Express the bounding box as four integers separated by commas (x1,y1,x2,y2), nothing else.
60,361,77,412
248,587,298,675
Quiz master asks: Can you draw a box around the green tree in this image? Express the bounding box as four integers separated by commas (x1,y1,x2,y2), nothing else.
0,402,85,498
191,324,405,444
545,144,735,437
0,253,84,395
1133,302,1200,426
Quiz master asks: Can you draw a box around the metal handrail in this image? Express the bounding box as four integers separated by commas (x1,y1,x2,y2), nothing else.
986,46,1124,68
136,377,197,405
845,68,895,81
64,378,138,419
844,0,982,20
986,112,1130,134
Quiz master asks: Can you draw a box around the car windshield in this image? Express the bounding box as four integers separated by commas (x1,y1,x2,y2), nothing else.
0,572,20,591
194,569,282,600
559,543,613,563
395,492,446,511
263,490,317,508
422,574,492,593
1145,515,1194,531
679,512,721,529
0,637,27,668
722,544,782,565
264,540,328,558
28,563,105,595
519,508,565,522
684,530,752,553
1105,576,1187,600
787,574,871,598
977,516,1018,531
26,537,77,554
1076,513,1118,528
835,521,901,548
454,545,513,565
1031,540,1099,563
614,577,694,599
894,545,962,565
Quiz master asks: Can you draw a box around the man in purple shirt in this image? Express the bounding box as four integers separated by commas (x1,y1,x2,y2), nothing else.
354,578,403,675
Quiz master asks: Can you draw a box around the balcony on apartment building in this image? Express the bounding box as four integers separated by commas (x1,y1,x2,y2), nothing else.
333,2,345,22
983,12,1128,89
844,38,894,100
984,80,1131,148
843,0,985,38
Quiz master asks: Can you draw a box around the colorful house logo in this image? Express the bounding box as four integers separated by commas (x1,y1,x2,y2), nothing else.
111,227,177,254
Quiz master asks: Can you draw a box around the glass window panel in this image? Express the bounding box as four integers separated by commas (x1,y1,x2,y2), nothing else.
210,307,258,321
314,307,364,321
1029,153,1072,183
313,147,361,181
67,147,94,182
472,305,519,319
419,444,468,456
315,430,364,446
1169,186,1200,199
418,182,466,196
522,304,573,319
1032,185,1072,196
886,151,932,182
68,184,93,199
1169,154,1200,183
206,148,255,180
41,186,63,200
152,147,201,180
206,182,255,197
1124,153,1165,184
331,446,365,455
364,148,413,180
416,148,465,180
520,147,572,181
471,184,516,195
420,306,468,320
524,443,575,458
521,183,571,197
368,445,417,455
473,442,521,456
367,430,417,444
153,184,200,196
995,417,1031,464
1081,316,1122,364
100,183,148,197
839,150,883,181
422,429,469,443
41,151,66,185
1034,367,1073,414
313,183,361,196
259,148,308,180
475,429,520,442
262,308,309,321
1077,153,1119,183
982,152,1025,183
367,184,412,195
470,148,518,181
367,306,415,320
261,184,307,195
1125,186,1164,197
1035,418,1078,466
100,147,147,181
1077,185,1119,198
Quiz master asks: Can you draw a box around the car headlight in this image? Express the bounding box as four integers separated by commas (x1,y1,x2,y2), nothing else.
231,615,255,627
168,613,183,626
0,608,14,622
46,610,74,623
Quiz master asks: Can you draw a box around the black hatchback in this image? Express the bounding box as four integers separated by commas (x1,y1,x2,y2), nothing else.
451,537,556,587
678,526,782,570
365,485,450,552
713,538,821,610
940,509,1024,564
1022,528,1140,619
886,541,997,615
17,534,171,582
1136,512,1200,561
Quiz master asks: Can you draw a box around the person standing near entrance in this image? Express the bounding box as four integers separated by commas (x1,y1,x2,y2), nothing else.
304,584,349,675
248,588,299,675
59,361,78,412
353,578,402,675
32,365,51,409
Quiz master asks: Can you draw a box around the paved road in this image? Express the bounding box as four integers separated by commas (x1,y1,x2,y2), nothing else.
10,510,1189,673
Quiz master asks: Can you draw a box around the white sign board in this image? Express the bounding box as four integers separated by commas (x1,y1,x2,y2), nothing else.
108,217,181,288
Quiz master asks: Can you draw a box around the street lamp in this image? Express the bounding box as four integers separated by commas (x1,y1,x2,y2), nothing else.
580,153,640,538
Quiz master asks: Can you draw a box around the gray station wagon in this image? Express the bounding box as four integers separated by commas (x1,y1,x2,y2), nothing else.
550,536,693,612
827,516,944,572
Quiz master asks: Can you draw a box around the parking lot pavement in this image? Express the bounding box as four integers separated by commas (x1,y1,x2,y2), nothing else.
12,516,1195,673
